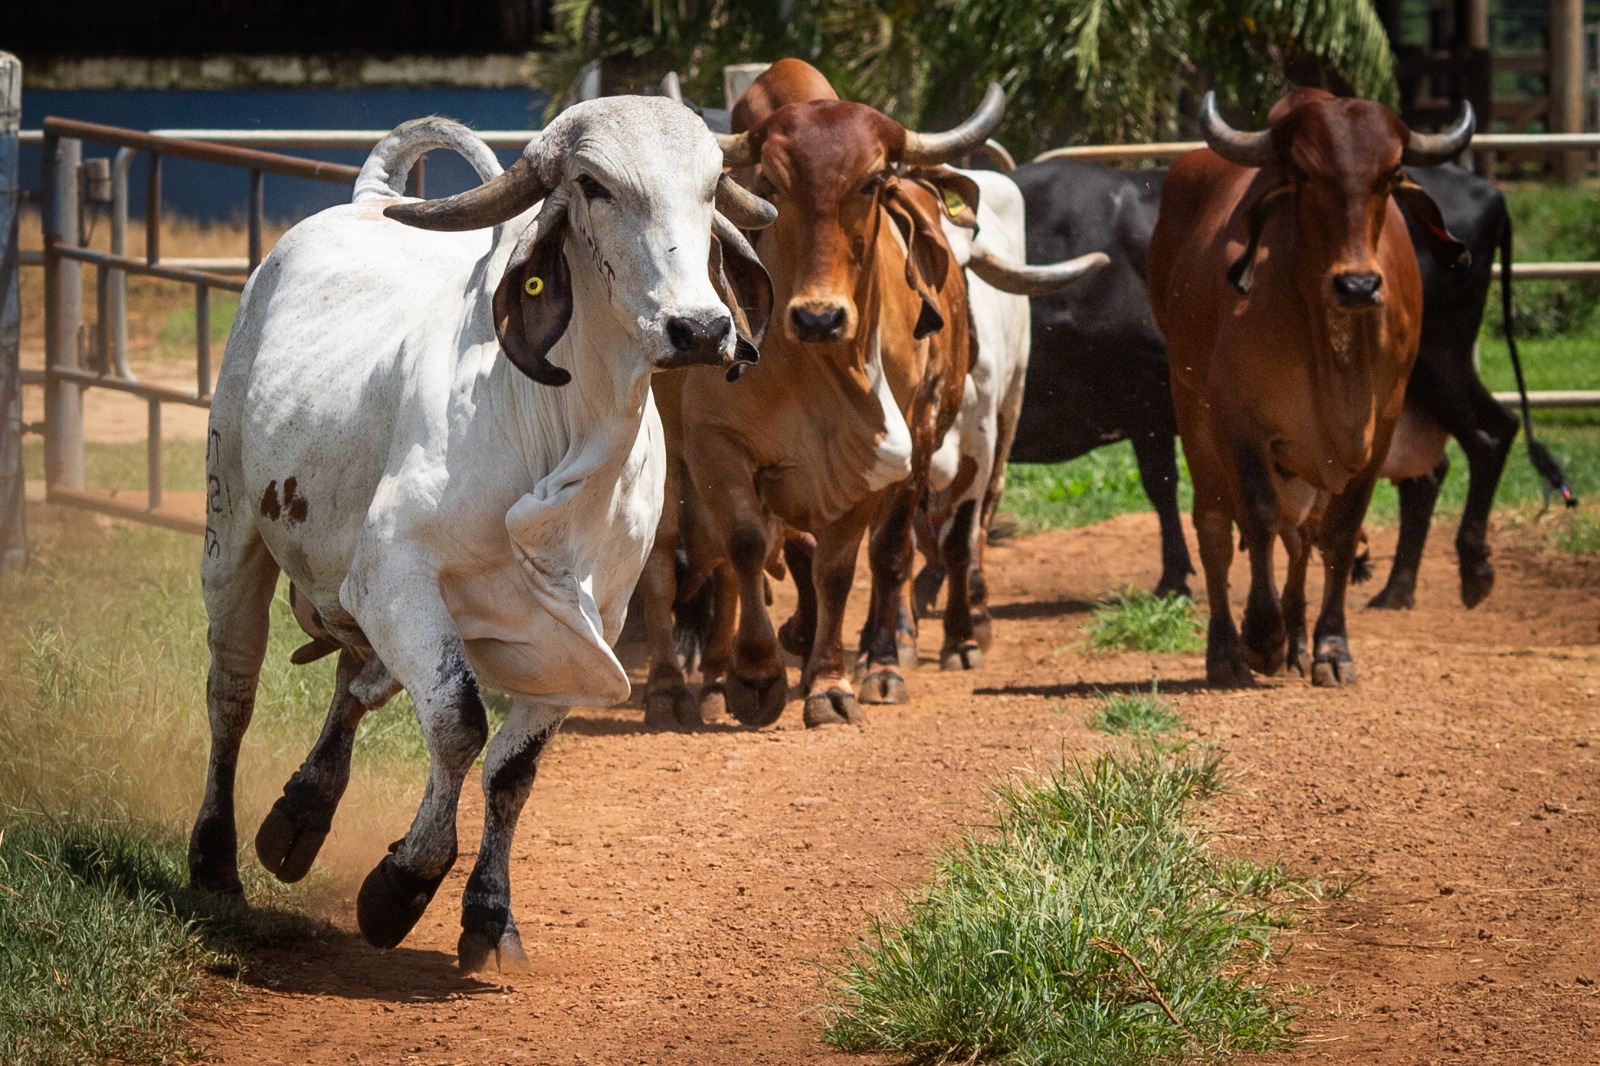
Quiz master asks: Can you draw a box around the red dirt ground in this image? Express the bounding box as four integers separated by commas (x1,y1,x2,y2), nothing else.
188,511,1600,1066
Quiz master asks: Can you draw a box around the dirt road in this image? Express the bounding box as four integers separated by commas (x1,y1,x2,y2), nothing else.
190,512,1600,1066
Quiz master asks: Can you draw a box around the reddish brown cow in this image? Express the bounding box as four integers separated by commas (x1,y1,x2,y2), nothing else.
1148,88,1472,688
639,59,1002,728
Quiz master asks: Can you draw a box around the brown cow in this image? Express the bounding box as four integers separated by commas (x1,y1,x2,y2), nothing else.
1148,88,1472,688
639,59,1002,729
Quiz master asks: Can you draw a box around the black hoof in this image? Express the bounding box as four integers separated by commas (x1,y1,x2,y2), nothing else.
1311,638,1356,688
1366,583,1415,610
644,682,699,731
940,641,983,671
188,820,245,897
803,689,865,728
912,565,945,617
858,668,908,705
724,672,787,727
1206,652,1255,689
188,866,245,898
778,615,813,659
458,904,529,974
698,683,727,723
1240,612,1286,676
1459,562,1494,610
1154,576,1192,600
254,795,334,884
356,852,450,950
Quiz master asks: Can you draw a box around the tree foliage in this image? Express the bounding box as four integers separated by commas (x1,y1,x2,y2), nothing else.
532,0,1398,157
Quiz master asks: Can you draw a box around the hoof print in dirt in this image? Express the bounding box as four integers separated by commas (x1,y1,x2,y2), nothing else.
940,641,983,672
357,853,449,950
724,673,787,728
644,683,700,731
858,668,908,705
254,792,335,884
803,690,865,728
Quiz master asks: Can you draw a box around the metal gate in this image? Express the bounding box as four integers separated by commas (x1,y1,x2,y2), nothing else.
27,119,361,534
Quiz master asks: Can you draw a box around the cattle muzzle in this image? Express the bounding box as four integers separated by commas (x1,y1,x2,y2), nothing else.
1331,271,1384,309
788,299,854,344
658,313,735,369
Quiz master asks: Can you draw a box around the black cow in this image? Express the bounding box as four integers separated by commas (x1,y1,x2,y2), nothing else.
1008,159,1573,608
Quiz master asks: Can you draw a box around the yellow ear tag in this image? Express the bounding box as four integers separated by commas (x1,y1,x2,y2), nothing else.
942,190,966,218
523,276,545,297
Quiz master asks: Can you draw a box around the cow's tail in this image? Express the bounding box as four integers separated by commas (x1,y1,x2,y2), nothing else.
672,559,719,675
353,116,504,204
1498,213,1578,507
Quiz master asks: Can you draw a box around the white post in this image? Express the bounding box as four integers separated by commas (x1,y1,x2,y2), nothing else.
723,63,771,111
0,52,24,572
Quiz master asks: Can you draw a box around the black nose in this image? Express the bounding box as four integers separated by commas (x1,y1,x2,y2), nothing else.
666,314,732,363
791,305,847,342
1332,272,1382,305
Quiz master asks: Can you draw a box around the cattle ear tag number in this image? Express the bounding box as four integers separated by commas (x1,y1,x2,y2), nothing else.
523,276,545,297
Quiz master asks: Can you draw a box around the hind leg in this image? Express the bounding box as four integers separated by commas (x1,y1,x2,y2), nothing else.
255,649,398,882
189,520,279,896
1132,430,1195,599
1369,456,1448,610
458,699,566,973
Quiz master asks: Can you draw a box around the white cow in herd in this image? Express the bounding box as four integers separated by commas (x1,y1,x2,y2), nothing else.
187,99,775,972
919,167,1108,654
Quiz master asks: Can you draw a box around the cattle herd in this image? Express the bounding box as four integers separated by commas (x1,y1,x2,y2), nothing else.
185,60,1577,973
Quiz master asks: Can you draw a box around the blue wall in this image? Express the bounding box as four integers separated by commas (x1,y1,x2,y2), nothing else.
20,88,551,222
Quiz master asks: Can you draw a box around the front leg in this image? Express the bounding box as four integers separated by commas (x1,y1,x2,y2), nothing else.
1369,455,1447,610
801,497,878,727
858,482,920,704
458,699,566,973
348,564,490,951
1311,473,1379,687
1235,444,1286,676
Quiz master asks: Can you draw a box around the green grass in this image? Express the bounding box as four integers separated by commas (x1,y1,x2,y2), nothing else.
822,744,1297,1065
1,502,442,1063
23,438,209,496
0,817,320,1066
1089,682,1184,735
155,294,240,363
1085,588,1205,654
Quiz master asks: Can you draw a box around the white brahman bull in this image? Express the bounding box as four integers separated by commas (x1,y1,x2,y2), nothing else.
187,100,774,973
917,167,1108,660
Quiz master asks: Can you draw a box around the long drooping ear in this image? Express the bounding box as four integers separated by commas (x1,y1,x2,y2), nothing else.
1393,173,1471,272
902,165,981,229
883,181,955,339
1226,176,1293,295
710,212,774,381
491,193,574,386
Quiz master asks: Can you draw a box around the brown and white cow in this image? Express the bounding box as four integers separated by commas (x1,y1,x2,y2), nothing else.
1147,88,1472,688
637,60,1003,728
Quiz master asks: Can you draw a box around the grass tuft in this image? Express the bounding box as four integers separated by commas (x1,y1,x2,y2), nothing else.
1085,587,1205,654
0,816,320,1066
1552,510,1600,554
1089,681,1184,735
822,744,1298,1065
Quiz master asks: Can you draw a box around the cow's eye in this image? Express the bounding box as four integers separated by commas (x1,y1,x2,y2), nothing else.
755,175,779,199
576,174,612,201
861,174,886,196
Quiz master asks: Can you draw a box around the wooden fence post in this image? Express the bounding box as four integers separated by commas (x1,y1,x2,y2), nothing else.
1551,0,1587,182
0,52,24,573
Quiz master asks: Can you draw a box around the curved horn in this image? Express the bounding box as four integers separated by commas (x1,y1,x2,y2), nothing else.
715,173,778,230
1402,101,1475,167
385,155,551,232
968,246,1110,296
902,82,1007,165
716,130,759,169
661,71,684,104
1199,91,1274,169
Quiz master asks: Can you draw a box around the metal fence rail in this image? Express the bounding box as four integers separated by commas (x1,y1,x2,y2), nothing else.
34,118,361,534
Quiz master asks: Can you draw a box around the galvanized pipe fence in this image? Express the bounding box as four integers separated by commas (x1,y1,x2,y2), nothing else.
8,123,1598,542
